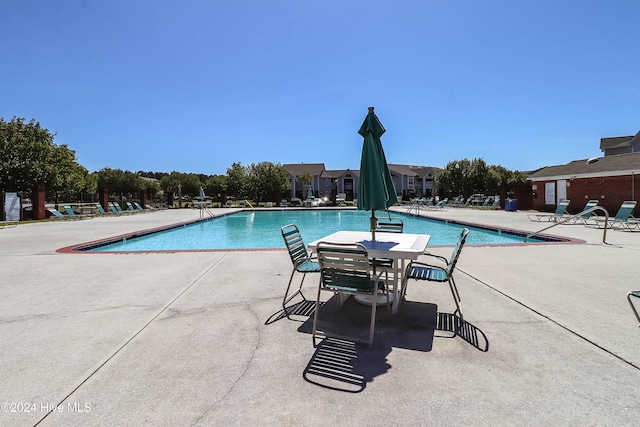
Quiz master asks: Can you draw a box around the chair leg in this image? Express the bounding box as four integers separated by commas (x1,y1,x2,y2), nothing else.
282,270,307,319
311,277,324,347
369,290,378,348
628,292,640,324
447,276,463,321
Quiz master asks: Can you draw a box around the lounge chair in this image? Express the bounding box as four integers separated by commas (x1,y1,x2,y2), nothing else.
63,205,93,220
133,202,147,212
145,204,158,211
594,201,638,230
566,200,599,225
527,200,570,222
47,207,73,220
312,242,389,347
125,202,137,212
628,291,640,324
281,224,320,319
428,198,448,210
113,202,124,212
488,197,500,209
399,228,470,320
1,221,18,229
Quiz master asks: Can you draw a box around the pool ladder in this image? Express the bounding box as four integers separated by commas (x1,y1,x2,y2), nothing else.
524,206,610,244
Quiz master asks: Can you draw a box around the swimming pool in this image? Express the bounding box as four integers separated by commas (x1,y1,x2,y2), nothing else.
81,209,557,252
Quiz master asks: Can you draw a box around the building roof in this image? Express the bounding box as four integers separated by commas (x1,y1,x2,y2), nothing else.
282,163,326,177
529,152,640,180
600,133,636,151
320,169,359,179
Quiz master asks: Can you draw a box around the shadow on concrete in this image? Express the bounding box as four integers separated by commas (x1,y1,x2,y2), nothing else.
264,299,319,325
266,295,489,391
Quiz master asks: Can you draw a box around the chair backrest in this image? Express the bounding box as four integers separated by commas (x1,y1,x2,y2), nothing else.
63,205,76,216
126,202,135,211
376,218,403,233
613,201,637,220
316,242,372,291
48,208,65,218
134,202,144,211
94,203,107,214
579,200,598,218
554,200,570,215
281,224,311,267
446,228,470,275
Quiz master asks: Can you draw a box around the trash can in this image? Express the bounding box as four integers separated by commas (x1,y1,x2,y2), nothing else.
505,199,518,212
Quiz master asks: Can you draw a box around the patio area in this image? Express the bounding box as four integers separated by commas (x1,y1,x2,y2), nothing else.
1,207,638,426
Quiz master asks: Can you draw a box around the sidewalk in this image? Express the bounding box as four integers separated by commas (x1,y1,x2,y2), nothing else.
0,208,638,426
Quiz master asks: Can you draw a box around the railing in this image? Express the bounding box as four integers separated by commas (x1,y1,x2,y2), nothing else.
243,199,255,210
524,206,610,244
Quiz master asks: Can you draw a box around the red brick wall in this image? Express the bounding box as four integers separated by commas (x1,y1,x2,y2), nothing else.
531,175,640,215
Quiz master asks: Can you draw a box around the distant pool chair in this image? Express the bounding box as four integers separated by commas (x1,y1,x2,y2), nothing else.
313,242,389,347
527,199,570,222
400,228,470,320
628,291,640,324
281,224,320,319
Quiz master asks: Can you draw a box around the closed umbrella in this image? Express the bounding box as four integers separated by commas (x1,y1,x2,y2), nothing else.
199,187,206,200
357,107,398,240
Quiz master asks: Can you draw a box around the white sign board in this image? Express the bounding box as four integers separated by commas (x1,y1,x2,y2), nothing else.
4,192,20,221
545,182,555,205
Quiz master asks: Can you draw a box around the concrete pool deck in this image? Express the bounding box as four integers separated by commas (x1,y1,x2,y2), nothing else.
1,207,639,426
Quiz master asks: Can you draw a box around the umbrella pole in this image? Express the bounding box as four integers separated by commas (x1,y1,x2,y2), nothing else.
370,211,377,241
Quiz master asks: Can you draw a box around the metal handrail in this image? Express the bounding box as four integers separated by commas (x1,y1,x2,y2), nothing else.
524,206,610,244
243,199,255,210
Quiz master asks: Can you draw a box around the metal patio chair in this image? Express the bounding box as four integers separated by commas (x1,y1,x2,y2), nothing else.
281,224,320,319
400,228,470,320
312,242,389,347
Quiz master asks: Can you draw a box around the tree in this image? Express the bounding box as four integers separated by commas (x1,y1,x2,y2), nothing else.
204,174,226,200
435,158,526,198
247,162,290,202
97,168,145,197
0,117,60,192
226,162,248,199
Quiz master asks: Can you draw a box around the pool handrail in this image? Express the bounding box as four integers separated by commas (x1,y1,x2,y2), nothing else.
524,206,610,244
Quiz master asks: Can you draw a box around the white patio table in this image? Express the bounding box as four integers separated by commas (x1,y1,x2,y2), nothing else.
308,230,430,314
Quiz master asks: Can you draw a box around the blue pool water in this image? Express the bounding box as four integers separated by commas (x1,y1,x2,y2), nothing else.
87,210,547,252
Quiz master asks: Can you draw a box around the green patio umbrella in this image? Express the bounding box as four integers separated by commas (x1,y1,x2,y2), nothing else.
357,107,398,240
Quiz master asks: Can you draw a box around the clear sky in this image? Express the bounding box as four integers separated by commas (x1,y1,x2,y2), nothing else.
2,1,638,175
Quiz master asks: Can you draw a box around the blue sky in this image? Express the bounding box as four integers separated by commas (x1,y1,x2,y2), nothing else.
2,1,639,175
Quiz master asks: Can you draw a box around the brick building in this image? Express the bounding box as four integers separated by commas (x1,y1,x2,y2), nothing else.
528,131,640,215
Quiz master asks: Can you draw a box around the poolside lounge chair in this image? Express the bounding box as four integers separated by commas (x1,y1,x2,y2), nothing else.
113,202,124,212
47,208,73,220
133,202,148,212
125,202,137,212
64,205,93,220
594,201,638,230
628,291,640,324
428,198,448,210
567,200,599,225
145,204,158,211
527,200,570,222
281,224,320,319
312,242,389,348
399,228,469,320
1,221,18,229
